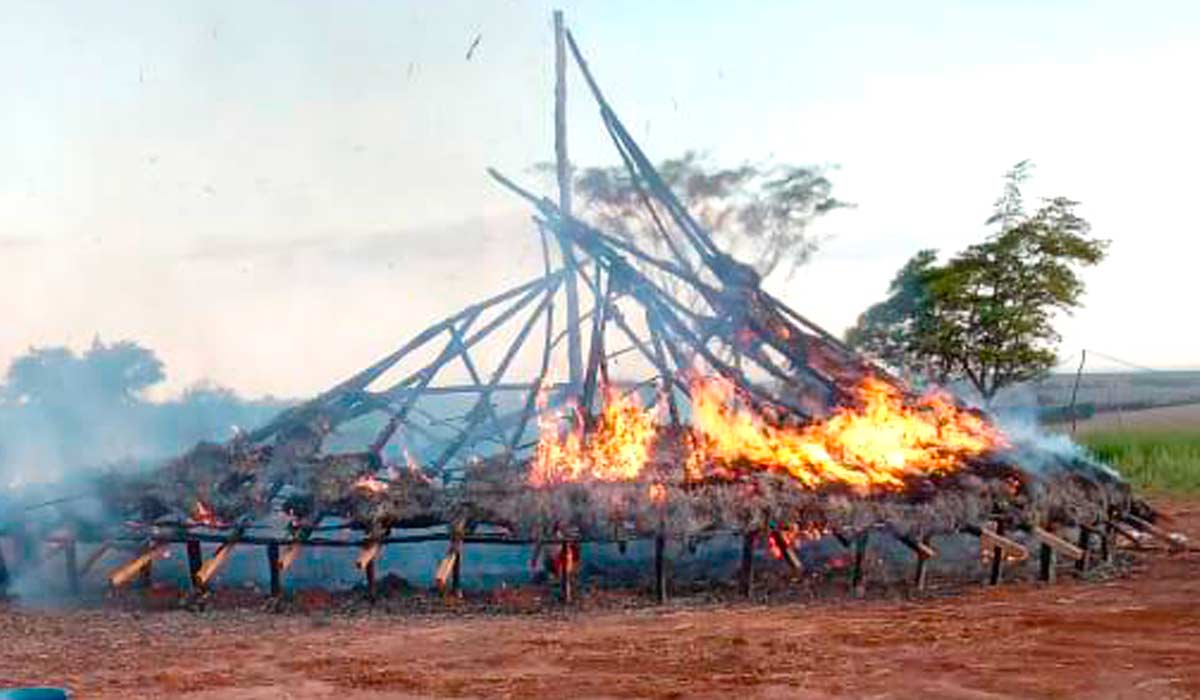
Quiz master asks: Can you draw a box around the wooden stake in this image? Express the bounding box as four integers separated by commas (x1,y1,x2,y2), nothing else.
769,529,802,574
850,532,869,597
739,532,756,598
267,543,281,598
1075,528,1092,573
654,533,667,604
186,539,203,589
988,522,1006,585
559,542,574,603
451,537,463,596
365,559,377,602
1039,542,1057,583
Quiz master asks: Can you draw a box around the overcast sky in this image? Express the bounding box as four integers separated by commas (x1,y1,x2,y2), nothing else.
1,1,1196,399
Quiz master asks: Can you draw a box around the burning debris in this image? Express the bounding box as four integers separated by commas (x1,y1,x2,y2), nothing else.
0,22,1174,608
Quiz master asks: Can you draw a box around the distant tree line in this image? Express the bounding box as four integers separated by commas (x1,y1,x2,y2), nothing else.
0,339,286,485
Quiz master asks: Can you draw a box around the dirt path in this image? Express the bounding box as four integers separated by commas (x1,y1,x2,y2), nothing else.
3,497,1199,699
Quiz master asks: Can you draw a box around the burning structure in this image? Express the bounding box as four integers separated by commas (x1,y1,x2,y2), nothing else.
0,21,1176,606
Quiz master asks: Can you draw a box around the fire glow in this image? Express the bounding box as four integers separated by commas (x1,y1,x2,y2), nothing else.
528,375,1005,492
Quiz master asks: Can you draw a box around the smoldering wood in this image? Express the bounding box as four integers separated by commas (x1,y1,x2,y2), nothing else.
108,542,168,589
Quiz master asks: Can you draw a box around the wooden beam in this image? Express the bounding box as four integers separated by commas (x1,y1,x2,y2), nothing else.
195,537,239,588
1075,528,1092,573
769,529,803,573
1031,527,1085,562
108,542,168,589
1124,515,1188,551
970,524,1029,562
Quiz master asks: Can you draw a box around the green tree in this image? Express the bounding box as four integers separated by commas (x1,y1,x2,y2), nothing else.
553,151,847,280
846,163,1108,401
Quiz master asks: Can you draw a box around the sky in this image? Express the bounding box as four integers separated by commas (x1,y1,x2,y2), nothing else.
1,0,1196,400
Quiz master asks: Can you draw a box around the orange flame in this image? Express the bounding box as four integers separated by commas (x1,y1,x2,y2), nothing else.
354,474,389,495
528,384,659,487
687,375,1003,491
528,375,1004,493
191,500,224,527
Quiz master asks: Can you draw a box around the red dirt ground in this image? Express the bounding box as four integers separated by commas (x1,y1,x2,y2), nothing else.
3,496,1199,699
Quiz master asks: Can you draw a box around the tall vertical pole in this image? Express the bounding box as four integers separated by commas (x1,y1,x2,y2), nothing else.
1069,349,1087,435
554,10,583,401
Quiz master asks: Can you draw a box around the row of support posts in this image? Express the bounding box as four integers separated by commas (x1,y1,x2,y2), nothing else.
3,514,1129,605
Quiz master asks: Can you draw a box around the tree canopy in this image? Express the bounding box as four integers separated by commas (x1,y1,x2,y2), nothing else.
550,151,847,280
846,162,1108,401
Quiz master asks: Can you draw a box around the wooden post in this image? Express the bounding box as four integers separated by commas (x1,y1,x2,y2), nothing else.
451,538,462,596
553,9,582,397
988,523,1006,585
739,532,755,598
1075,528,1092,574
851,532,869,597
64,539,79,596
1101,522,1114,563
186,539,203,589
267,543,281,598
1039,542,1057,583
654,533,667,604
559,542,574,603
913,536,932,591
365,559,377,602
139,558,153,590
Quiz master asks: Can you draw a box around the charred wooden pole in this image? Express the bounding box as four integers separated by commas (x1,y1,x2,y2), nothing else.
559,541,575,603
1075,527,1092,574
356,540,384,602
451,536,463,596
186,539,203,590
897,534,935,592
1039,540,1057,583
989,523,1006,585
267,542,281,598
739,532,756,598
850,532,869,597
914,544,930,591
365,559,378,601
553,9,583,400
109,542,168,589
654,533,668,604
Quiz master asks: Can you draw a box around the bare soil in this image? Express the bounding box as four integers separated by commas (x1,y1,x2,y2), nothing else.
3,497,1199,699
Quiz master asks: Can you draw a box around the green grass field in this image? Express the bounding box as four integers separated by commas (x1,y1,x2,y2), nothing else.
1080,430,1200,493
